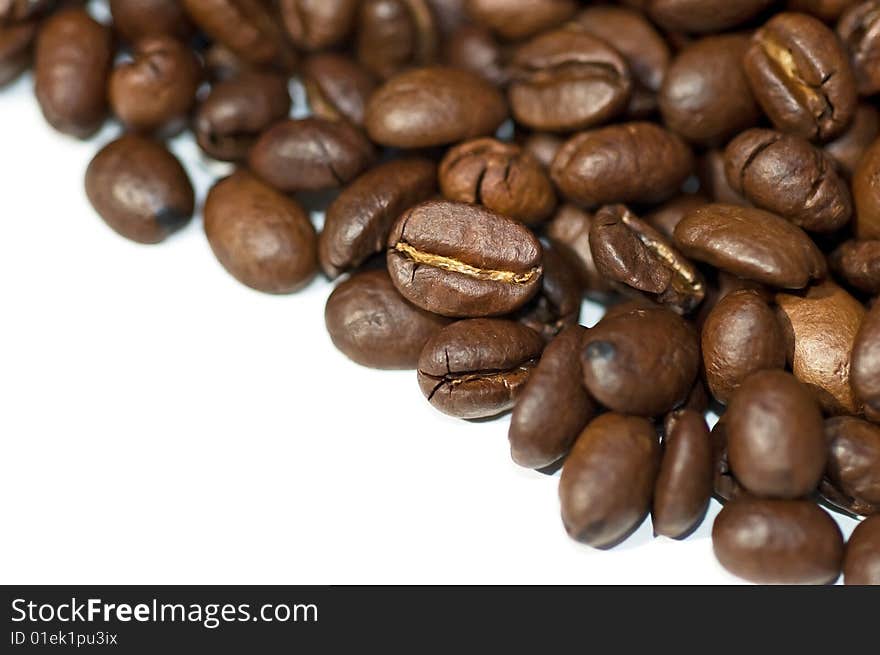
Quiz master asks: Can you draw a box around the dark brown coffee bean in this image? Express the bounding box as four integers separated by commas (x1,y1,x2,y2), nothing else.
644,194,709,240
698,150,751,206
514,241,582,341
776,282,865,415
643,0,775,33
280,0,358,51
85,135,194,244
853,135,880,238
844,515,880,584
546,204,610,294
521,133,562,171
727,370,826,498
109,36,201,134
443,24,507,87
852,301,880,421
711,417,748,503
825,104,879,177
509,325,595,469
417,318,543,419
713,497,844,584
0,20,34,87
319,158,437,279
110,0,195,43
788,0,859,21
365,66,507,148
744,12,857,142
831,239,880,294
551,123,692,208
589,205,705,314
202,44,250,82
560,413,660,548
508,25,631,133
466,0,576,41
652,409,712,539
701,289,786,405
249,118,374,193
386,200,543,317
581,307,699,416
325,269,449,369
837,2,880,96
195,72,291,162
1,0,53,24
439,138,556,225
823,416,880,516
302,53,377,127
673,204,827,288
724,128,852,232
356,0,438,80
34,8,113,138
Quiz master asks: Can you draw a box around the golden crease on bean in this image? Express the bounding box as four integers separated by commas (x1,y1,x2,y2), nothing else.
393,241,541,285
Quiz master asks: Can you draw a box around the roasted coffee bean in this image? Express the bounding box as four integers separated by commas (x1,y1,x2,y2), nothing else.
838,2,880,96
182,0,295,69
699,150,750,206
825,104,879,177
744,12,857,142
109,36,201,134
417,318,543,419
443,24,507,87
34,8,113,138
195,72,291,162
574,5,670,119
653,409,712,539
823,416,880,516
356,0,438,80
514,241,582,341
110,0,195,43
509,325,595,469
683,378,710,414
711,417,748,502
0,0,53,24
581,307,699,416
521,133,562,171
320,158,437,279
640,0,775,33
427,0,467,35
0,20,34,87
589,205,704,314
551,123,692,208
673,204,827,288
365,66,507,148
844,514,880,584
701,289,786,405
852,135,880,238
280,0,358,51
439,138,556,224
724,129,852,233
466,0,576,41
507,25,631,133
660,34,759,146
204,171,317,293
325,269,449,369
644,194,708,240
249,118,374,193
85,135,194,244
727,370,826,498
560,413,660,548
713,498,844,584
202,43,250,82
386,200,543,317
546,204,609,294
852,301,880,421
831,239,880,294
302,54,376,128
776,282,865,415
788,0,859,21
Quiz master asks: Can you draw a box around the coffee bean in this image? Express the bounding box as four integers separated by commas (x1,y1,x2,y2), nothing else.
417,318,544,419
776,282,865,415
825,103,880,177
711,418,748,503
852,135,880,238
365,66,507,148
249,118,375,193
581,306,699,416
514,241,582,341
427,0,468,35
508,25,631,133
302,53,377,127
831,239,880,294
843,514,880,584
356,0,438,79
319,158,437,279
85,135,194,244
852,301,880,421
644,194,709,240
551,123,693,208
202,43,250,82
727,370,826,498
673,203,827,288
109,36,201,134
643,0,775,33
724,128,852,232
0,20,34,87
560,413,660,548
280,0,358,51
520,133,562,171
653,409,713,539
443,24,507,87
702,290,786,405
110,0,195,43
546,204,611,294
386,200,543,317
698,150,751,206
326,269,450,369
744,12,857,141
204,171,317,293
34,8,113,138
822,416,880,516
466,0,577,41
509,325,595,469
660,34,759,146
438,138,556,224
712,498,844,584
837,1,880,96
787,0,859,21
589,204,705,314
1,0,53,23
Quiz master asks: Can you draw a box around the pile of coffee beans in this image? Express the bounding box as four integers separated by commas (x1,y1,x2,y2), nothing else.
5,0,880,585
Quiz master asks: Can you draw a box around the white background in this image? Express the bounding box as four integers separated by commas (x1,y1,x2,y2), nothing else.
0,68,858,584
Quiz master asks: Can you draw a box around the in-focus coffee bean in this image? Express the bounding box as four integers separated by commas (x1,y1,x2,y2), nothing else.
831,239,880,294
852,301,880,421
822,416,880,516
843,514,880,584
